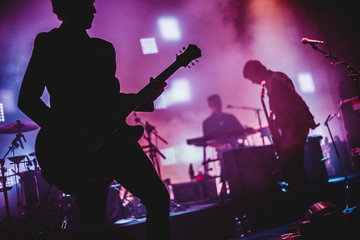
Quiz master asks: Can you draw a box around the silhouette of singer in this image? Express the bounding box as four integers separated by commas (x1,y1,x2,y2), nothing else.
18,0,170,239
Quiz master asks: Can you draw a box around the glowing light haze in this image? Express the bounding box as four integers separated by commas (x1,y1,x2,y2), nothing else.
0,0,358,186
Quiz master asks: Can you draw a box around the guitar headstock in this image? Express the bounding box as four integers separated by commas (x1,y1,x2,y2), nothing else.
176,44,202,68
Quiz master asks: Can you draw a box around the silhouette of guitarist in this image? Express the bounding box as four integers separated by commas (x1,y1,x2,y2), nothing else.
18,1,170,239
243,59,319,222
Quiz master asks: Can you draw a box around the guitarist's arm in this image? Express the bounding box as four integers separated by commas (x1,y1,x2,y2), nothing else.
118,93,154,112
116,77,166,112
18,33,52,128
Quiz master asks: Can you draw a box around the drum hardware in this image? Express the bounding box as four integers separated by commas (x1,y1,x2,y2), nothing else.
0,120,39,228
8,155,29,217
135,113,167,178
56,193,75,230
134,113,186,211
108,182,137,220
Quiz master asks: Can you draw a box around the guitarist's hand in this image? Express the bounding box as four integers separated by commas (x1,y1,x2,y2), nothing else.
148,77,167,102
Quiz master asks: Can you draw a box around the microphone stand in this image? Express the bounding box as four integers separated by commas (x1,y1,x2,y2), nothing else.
306,43,360,101
1,133,25,229
306,41,359,212
324,113,350,212
134,114,167,178
134,114,186,211
144,121,167,178
227,105,266,145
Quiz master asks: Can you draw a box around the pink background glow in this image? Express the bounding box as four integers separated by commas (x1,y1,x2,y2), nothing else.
0,0,359,187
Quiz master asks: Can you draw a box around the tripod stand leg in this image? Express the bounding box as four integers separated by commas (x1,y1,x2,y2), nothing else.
1,159,12,229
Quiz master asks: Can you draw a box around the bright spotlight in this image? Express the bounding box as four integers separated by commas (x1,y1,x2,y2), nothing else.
298,72,315,93
160,148,177,166
0,89,17,114
168,78,191,104
0,103,4,122
158,17,181,41
154,78,192,109
140,38,159,54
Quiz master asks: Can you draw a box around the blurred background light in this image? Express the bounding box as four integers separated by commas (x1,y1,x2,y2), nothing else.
154,78,191,109
298,72,316,93
158,17,181,41
160,147,176,166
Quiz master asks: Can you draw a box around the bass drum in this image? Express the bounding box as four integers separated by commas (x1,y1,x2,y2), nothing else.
20,170,60,213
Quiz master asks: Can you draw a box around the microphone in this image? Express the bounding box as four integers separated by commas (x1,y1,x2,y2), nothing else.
226,104,233,108
301,38,326,45
324,113,339,126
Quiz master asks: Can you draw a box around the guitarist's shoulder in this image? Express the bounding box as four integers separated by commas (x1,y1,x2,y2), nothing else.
90,37,115,53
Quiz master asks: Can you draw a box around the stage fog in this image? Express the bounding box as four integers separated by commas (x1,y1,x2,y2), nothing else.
0,0,359,188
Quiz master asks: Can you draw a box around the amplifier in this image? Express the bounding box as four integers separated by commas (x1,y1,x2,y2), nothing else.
222,145,279,203
339,97,360,172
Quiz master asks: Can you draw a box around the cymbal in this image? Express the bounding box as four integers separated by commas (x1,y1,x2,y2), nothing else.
0,120,39,134
7,155,27,164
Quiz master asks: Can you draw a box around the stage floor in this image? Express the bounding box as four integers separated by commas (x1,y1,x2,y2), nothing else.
2,197,359,240
1,175,360,240
0,198,290,240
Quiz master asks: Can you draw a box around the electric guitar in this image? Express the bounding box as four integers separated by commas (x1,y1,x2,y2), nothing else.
260,81,281,154
35,44,201,192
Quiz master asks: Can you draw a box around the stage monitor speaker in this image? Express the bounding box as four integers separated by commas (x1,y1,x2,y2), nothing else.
172,179,217,203
222,145,279,204
339,97,360,172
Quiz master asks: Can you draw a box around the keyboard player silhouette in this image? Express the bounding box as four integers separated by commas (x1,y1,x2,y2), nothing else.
202,94,246,197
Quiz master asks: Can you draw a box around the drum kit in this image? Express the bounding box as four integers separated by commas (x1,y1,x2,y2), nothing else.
0,120,47,228
0,119,157,230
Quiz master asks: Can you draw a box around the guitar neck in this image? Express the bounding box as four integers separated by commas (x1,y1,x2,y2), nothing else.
260,83,281,153
126,60,182,115
123,43,201,117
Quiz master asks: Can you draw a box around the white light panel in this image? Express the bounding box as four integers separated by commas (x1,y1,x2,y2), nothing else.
140,38,158,54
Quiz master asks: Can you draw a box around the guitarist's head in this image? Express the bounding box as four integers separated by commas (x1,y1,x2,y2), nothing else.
51,0,96,30
243,60,268,85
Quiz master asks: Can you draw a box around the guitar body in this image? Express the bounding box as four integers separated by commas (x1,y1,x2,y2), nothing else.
35,122,144,194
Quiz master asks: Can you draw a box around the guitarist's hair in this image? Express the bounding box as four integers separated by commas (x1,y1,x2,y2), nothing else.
51,0,95,21
243,59,266,80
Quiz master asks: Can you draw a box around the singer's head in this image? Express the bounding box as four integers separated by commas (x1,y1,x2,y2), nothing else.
243,60,268,85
